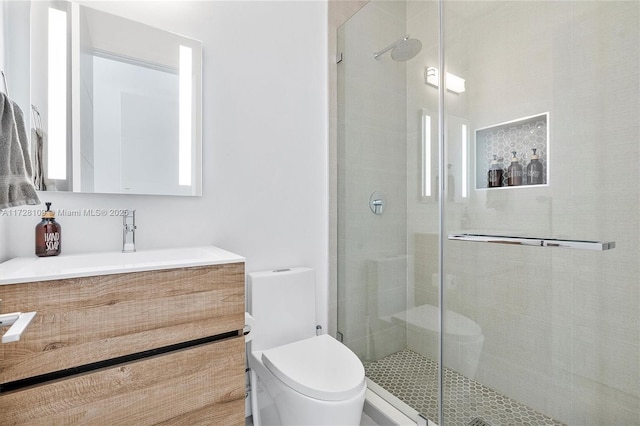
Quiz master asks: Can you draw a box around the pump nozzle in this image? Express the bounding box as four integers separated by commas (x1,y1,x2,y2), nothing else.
42,202,55,218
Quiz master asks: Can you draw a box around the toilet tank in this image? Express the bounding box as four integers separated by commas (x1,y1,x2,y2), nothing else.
248,267,316,352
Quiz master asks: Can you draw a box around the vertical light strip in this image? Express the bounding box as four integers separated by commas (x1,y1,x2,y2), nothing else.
461,124,468,198
422,112,432,197
47,7,67,180
178,45,192,186
70,1,81,191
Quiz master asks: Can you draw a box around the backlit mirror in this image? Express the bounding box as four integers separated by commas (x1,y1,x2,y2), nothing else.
30,1,202,196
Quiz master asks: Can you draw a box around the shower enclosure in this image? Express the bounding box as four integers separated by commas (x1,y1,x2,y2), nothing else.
335,1,639,425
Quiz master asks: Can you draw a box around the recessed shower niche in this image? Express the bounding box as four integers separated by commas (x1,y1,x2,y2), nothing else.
475,113,548,189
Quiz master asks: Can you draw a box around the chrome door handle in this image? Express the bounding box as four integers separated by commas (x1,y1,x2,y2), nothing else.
448,233,615,251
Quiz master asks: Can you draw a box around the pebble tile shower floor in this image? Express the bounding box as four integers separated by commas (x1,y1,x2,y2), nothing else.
364,350,565,426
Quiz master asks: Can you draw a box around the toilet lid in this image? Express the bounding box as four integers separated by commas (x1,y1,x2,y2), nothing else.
261,334,365,401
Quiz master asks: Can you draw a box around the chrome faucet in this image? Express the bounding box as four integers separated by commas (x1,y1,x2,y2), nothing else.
122,210,136,253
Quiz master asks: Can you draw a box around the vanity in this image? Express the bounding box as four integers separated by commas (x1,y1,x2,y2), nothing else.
0,246,245,425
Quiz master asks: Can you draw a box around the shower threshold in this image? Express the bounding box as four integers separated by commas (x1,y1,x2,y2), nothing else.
364,350,565,426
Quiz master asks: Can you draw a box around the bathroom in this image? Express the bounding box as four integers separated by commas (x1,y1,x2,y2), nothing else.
1,0,639,425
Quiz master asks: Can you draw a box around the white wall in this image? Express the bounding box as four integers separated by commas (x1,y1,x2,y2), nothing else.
0,210,5,266
3,1,329,327
1,0,32,263
0,2,6,263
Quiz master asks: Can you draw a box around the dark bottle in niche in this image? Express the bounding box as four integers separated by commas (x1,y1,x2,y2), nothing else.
35,202,62,257
507,151,523,186
487,155,504,188
526,148,544,185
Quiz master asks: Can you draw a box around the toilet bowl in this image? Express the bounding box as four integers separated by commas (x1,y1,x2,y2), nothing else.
248,268,366,426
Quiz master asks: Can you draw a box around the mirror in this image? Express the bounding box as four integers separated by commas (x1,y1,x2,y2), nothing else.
30,1,202,196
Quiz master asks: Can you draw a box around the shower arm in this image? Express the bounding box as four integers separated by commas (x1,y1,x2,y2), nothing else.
373,35,409,59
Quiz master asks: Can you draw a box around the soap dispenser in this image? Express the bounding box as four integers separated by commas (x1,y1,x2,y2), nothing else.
487,155,504,188
35,202,61,257
507,151,523,186
526,148,544,185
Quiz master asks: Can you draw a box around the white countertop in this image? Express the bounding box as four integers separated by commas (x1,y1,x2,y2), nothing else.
0,246,244,285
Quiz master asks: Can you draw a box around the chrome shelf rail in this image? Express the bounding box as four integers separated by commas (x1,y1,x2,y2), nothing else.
448,234,615,251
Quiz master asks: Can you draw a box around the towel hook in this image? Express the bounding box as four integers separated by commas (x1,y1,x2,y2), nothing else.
1,70,8,96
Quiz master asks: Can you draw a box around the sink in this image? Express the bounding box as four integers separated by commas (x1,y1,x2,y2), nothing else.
0,246,244,285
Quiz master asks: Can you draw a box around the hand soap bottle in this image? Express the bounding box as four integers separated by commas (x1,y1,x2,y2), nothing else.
507,151,523,186
526,148,544,185
36,202,62,257
487,155,504,188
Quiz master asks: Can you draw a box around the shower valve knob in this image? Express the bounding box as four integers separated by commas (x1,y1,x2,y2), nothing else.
369,191,386,215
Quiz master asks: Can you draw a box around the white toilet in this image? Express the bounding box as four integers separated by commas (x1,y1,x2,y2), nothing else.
247,267,366,426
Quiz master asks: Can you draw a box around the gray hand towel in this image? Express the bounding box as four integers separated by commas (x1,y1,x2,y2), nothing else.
0,92,41,209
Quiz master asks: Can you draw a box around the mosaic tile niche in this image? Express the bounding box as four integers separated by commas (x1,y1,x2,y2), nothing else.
475,113,548,189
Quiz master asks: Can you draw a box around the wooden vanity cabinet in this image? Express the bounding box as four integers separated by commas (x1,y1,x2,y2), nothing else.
0,263,246,425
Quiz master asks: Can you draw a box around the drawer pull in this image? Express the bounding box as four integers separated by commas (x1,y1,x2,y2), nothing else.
1,311,37,343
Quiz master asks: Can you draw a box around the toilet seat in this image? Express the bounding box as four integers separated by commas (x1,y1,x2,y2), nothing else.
260,334,365,401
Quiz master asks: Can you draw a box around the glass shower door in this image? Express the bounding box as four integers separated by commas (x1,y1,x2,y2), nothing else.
441,1,640,425
336,0,411,367
336,0,440,421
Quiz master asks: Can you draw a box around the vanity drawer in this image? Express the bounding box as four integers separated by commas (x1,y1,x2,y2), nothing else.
0,263,244,385
0,335,246,425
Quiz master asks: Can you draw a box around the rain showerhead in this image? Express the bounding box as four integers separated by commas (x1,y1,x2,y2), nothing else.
374,35,423,62
391,38,422,61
